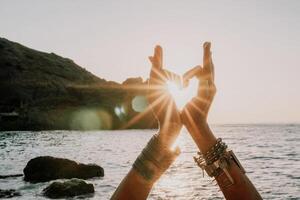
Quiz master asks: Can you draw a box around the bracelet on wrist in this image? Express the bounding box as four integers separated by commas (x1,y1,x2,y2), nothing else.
194,138,246,188
133,134,180,181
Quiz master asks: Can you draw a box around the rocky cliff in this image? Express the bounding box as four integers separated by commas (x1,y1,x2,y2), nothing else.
0,38,157,130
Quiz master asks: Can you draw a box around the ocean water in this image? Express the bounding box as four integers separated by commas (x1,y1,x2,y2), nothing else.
0,124,299,199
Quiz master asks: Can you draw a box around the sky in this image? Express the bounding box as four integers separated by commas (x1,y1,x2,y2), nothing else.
0,0,299,124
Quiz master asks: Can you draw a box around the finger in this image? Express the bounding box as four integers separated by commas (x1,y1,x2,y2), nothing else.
203,42,211,80
183,65,202,80
163,69,173,80
203,42,211,67
183,65,202,87
149,56,164,83
149,55,158,80
149,69,165,86
210,52,215,83
148,56,153,64
173,73,182,88
154,45,163,69
163,69,181,86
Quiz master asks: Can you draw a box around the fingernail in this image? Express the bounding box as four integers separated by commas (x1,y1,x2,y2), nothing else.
204,42,211,49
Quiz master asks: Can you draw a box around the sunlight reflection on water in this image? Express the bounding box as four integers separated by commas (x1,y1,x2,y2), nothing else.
0,124,299,199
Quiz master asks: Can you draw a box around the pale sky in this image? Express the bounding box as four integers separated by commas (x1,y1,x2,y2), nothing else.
1,0,299,123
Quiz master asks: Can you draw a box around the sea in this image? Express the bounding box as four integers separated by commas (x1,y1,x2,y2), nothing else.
0,124,299,199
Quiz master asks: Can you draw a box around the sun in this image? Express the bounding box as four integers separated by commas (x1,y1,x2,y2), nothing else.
165,79,198,110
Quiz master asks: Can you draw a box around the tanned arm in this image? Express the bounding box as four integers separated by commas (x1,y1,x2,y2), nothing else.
111,45,182,200
182,42,262,200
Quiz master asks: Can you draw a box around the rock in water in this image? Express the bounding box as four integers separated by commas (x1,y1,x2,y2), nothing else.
0,174,23,179
0,189,21,198
43,179,94,198
23,156,104,183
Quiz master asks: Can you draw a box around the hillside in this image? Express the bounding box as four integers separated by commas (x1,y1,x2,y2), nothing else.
0,38,157,130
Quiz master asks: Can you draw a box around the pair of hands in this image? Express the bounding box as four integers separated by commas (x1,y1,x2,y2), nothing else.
148,42,216,149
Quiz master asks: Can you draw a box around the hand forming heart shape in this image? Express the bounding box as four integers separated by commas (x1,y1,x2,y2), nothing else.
148,43,214,131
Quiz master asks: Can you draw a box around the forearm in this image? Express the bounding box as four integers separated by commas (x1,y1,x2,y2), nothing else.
187,122,217,153
110,168,154,200
111,127,181,200
190,123,262,200
215,160,262,200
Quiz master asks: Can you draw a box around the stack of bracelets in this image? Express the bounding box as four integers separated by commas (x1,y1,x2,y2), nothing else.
133,135,245,186
194,138,245,187
133,134,180,181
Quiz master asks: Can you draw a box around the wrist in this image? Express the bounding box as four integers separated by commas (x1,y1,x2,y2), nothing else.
160,122,182,132
132,167,156,186
159,122,182,147
133,134,180,183
187,122,217,154
132,159,161,184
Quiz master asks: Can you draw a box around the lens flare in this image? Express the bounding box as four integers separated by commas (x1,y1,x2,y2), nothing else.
132,95,148,112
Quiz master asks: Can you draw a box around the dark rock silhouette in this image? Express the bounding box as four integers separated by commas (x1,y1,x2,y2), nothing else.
43,179,94,199
0,174,23,179
122,77,144,85
0,37,157,130
0,189,21,198
23,156,104,183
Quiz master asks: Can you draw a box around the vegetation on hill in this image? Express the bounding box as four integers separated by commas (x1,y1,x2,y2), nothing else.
0,38,157,130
